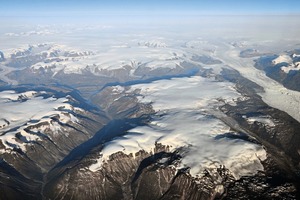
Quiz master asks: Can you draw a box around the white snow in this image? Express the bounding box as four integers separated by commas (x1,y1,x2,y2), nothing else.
269,54,300,73
0,90,78,151
244,115,275,127
95,76,266,179
281,62,300,73
272,55,292,65
111,85,125,94
88,155,104,172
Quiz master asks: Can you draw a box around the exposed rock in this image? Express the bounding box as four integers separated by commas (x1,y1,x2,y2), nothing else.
0,51,5,62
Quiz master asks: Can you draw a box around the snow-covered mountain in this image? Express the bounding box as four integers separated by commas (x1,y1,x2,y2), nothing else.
138,40,167,48
254,50,300,92
7,44,93,69
0,90,81,152
43,66,300,199
4,43,186,76
272,54,300,73
0,88,106,199
89,76,266,179
0,33,300,199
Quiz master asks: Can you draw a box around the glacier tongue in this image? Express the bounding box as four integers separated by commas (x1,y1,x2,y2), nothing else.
214,43,300,122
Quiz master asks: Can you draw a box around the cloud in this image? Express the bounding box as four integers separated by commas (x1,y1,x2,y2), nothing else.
5,29,58,37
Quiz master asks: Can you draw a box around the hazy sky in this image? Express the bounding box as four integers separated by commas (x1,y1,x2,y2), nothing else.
1,0,300,17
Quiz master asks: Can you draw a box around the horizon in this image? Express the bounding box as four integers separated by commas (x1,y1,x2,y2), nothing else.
1,0,300,17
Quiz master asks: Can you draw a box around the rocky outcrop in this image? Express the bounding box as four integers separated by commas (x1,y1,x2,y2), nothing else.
44,144,235,200
0,51,4,62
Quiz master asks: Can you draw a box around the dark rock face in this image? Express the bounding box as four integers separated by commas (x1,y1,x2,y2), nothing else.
44,145,232,200
0,159,41,200
225,172,298,200
42,144,299,200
